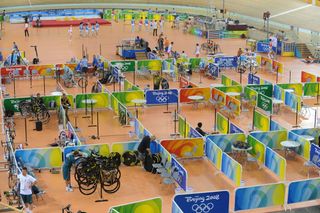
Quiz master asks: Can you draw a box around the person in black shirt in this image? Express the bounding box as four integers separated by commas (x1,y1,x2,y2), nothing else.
195,122,207,136
137,135,156,164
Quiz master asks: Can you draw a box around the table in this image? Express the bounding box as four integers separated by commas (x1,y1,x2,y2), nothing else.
82,99,97,124
51,91,62,96
188,95,204,109
301,135,315,142
131,99,146,118
272,98,283,114
231,145,252,164
280,140,300,159
225,92,241,97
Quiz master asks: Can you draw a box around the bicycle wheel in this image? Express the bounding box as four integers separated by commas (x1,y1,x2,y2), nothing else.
78,77,88,88
102,179,120,194
78,182,98,195
18,102,32,118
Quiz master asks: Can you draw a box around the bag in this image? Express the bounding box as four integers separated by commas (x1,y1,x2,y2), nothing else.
35,121,42,131
122,151,139,166
144,154,156,173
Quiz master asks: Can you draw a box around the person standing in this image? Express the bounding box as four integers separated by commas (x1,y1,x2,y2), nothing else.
24,22,29,37
153,20,158,36
79,22,83,37
18,167,36,213
159,19,164,33
164,37,169,52
195,43,200,57
158,34,164,56
150,20,154,32
167,42,174,58
91,24,95,36
131,18,135,33
61,93,71,122
144,18,149,32
138,17,143,31
62,150,83,192
68,25,73,41
80,56,88,73
95,21,100,35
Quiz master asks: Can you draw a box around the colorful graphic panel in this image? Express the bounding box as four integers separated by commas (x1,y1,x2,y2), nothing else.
301,71,317,83
247,135,266,164
265,147,286,180
226,95,241,116
253,110,270,132
171,157,188,191
75,93,109,109
303,82,320,97
278,83,303,97
207,133,246,153
284,92,301,112
15,148,62,169
234,183,285,211
110,60,136,72
250,130,287,149
216,112,228,134
112,91,144,107
206,138,223,170
160,138,204,158
111,142,139,155
146,89,178,105
288,178,320,204
221,152,242,186
179,87,210,103
63,143,110,160
110,197,162,213
288,132,311,160
137,60,162,72
28,64,55,76
247,84,273,97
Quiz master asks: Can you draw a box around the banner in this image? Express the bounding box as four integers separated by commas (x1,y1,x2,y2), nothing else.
28,64,55,76
124,79,140,91
15,147,62,169
0,65,28,77
221,74,232,86
226,95,241,116
272,60,284,74
214,56,238,68
234,183,285,211
134,118,145,139
215,85,242,93
221,152,242,186
3,94,74,112
171,157,188,191
253,110,270,132
146,89,178,105
63,143,110,160
247,135,266,163
288,178,320,204
110,95,119,115
173,191,229,213
179,87,210,103
137,59,162,72
207,133,246,153
256,42,270,53
111,141,139,155
284,92,301,112
244,86,257,105
301,71,317,83
178,115,188,138
160,138,204,158
248,73,260,84
274,85,284,101
229,122,244,134
303,82,320,97
250,130,287,149
291,128,320,147
158,144,172,173
270,120,286,131
206,138,223,170
261,56,272,68
247,84,273,97
207,63,219,78
288,132,311,160
278,83,303,97
211,88,226,106
112,91,144,107
75,93,109,109
265,147,286,180
110,197,162,213
179,76,189,88
257,93,273,114
216,112,229,134
310,144,320,168
110,60,135,72
189,58,201,70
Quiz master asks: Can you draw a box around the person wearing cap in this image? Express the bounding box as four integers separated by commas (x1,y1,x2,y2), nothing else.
61,93,71,122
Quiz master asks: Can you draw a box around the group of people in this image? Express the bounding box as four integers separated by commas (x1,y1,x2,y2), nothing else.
131,18,165,35
78,21,100,38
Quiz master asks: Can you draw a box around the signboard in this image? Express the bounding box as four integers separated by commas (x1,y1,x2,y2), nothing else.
310,143,320,168
257,93,273,114
229,122,244,134
146,89,178,105
256,42,270,53
214,56,238,68
248,73,260,84
247,84,273,97
173,191,229,213
110,60,135,72
208,63,219,78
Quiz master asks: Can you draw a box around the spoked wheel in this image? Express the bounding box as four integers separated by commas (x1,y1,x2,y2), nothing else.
64,80,74,88
78,77,88,88
18,102,32,118
78,182,98,195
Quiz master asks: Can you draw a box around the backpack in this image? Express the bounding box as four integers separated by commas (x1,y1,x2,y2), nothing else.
144,154,156,173
122,151,139,166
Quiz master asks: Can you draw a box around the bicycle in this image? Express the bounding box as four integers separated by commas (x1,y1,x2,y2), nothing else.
18,99,51,124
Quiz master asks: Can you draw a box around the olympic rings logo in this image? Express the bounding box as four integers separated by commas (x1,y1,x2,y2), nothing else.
192,203,214,213
156,95,168,103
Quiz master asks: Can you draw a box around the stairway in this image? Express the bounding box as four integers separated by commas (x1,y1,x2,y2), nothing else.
135,52,147,60
295,43,312,58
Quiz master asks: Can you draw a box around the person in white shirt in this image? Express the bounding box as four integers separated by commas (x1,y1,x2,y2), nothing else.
181,51,188,58
24,23,29,37
159,20,164,33
195,43,200,57
167,42,173,58
18,167,36,213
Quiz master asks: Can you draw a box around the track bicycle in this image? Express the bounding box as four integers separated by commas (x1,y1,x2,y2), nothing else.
18,100,50,124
